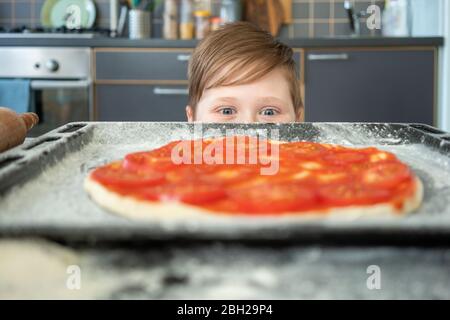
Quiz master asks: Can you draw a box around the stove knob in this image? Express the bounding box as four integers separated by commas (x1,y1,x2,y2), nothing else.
45,59,59,72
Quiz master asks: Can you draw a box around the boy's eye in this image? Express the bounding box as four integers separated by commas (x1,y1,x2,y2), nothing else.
260,108,278,116
217,107,236,115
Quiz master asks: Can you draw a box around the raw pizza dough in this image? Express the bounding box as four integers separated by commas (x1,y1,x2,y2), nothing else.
84,174,423,222
84,137,424,221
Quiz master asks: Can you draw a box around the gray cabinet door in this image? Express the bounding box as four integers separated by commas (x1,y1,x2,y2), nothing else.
95,49,192,80
96,84,188,121
304,49,435,124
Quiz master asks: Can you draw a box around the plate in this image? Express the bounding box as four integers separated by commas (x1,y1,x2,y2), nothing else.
41,0,96,29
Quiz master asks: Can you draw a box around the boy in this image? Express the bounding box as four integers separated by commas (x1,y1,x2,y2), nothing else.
186,21,304,123
0,22,302,152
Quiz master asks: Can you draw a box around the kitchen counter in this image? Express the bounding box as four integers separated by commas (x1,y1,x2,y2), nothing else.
0,239,450,299
1,239,450,299
0,36,444,48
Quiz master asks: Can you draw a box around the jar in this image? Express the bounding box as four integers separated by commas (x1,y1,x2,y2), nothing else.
194,10,211,39
210,16,222,31
194,0,211,12
180,0,194,39
219,0,241,24
163,0,178,39
129,9,151,39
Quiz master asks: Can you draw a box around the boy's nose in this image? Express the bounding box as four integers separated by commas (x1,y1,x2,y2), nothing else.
238,110,257,123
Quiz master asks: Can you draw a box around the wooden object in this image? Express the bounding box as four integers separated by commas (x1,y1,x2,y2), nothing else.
244,0,285,36
279,0,292,24
0,107,39,153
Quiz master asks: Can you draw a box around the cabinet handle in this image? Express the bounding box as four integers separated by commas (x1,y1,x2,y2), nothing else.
153,87,189,95
307,53,349,61
176,54,191,62
30,79,91,89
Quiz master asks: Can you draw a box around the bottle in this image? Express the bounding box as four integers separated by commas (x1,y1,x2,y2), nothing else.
219,0,241,24
180,0,194,39
109,0,119,37
382,0,410,37
194,10,211,39
210,16,222,31
163,0,178,39
194,0,211,12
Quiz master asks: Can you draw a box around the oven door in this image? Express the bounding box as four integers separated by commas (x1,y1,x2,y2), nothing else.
28,79,92,137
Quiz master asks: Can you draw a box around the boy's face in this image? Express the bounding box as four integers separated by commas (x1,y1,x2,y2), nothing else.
186,67,302,123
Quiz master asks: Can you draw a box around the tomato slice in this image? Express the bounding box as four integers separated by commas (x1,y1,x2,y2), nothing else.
203,166,260,186
91,162,165,187
136,140,198,167
323,151,368,165
216,136,278,165
137,182,226,205
220,135,267,148
361,162,411,189
123,142,180,170
314,168,352,185
318,183,391,206
164,164,216,183
280,141,327,159
164,163,259,188
229,182,318,213
357,148,396,162
123,152,178,171
149,140,183,157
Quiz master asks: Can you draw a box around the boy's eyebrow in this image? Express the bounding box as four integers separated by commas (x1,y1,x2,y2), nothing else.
257,96,287,105
211,97,239,104
211,96,286,105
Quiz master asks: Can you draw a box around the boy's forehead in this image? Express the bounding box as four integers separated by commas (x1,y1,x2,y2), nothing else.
207,95,287,104
206,67,289,93
200,87,291,108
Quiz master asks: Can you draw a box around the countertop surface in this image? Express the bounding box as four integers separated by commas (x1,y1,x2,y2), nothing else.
0,36,444,48
1,239,450,299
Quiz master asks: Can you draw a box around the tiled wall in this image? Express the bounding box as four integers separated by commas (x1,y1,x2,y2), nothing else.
0,0,111,30
283,0,385,37
0,0,385,38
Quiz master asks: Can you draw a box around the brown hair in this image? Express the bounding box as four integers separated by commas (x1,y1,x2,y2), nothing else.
187,21,303,116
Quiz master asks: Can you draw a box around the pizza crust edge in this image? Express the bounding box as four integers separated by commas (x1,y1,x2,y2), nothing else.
84,174,424,222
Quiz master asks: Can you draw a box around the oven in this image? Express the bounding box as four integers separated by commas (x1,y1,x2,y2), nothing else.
0,47,93,136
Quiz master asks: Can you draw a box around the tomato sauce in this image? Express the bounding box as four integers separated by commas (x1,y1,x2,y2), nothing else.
90,136,417,215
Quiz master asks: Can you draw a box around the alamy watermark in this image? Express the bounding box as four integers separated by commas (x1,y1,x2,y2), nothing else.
366,5,382,30
66,265,81,290
366,265,381,290
170,124,281,176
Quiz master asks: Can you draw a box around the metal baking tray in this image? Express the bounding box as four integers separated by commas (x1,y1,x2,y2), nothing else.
1,122,450,244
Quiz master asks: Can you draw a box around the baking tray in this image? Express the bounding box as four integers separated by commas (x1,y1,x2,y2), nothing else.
1,122,450,245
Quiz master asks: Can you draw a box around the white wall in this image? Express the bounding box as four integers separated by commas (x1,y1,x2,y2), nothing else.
410,0,441,36
409,0,448,130
437,0,450,131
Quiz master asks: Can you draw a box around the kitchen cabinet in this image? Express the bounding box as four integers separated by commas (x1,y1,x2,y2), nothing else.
303,48,436,125
94,48,192,121
95,49,192,81
94,46,436,124
96,84,189,121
